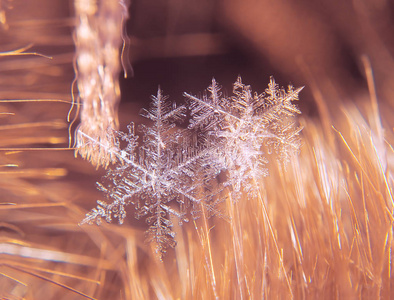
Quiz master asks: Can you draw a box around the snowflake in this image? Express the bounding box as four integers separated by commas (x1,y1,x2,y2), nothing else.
81,77,302,258
184,76,303,199
81,89,225,258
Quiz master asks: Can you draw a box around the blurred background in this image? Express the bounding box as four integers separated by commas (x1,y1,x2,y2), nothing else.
3,0,394,115
1,0,394,299
124,0,394,117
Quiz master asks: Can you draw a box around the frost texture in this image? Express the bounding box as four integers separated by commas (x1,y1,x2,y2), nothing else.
185,76,303,198
81,77,302,258
81,89,225,258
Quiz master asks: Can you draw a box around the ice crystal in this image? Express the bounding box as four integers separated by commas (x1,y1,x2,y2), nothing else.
81,77,302,258
81,89,225,258
185,76,303,198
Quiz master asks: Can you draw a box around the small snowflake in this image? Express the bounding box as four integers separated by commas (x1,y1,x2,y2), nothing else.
185,76,303,198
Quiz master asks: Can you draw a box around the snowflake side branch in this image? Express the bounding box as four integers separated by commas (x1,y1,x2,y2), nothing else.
78,130,155,178
184,92,243,126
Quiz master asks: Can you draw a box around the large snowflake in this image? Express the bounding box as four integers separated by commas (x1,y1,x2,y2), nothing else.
81,89,224,258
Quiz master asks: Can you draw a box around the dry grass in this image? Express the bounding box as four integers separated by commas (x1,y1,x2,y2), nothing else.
1,1,394,299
